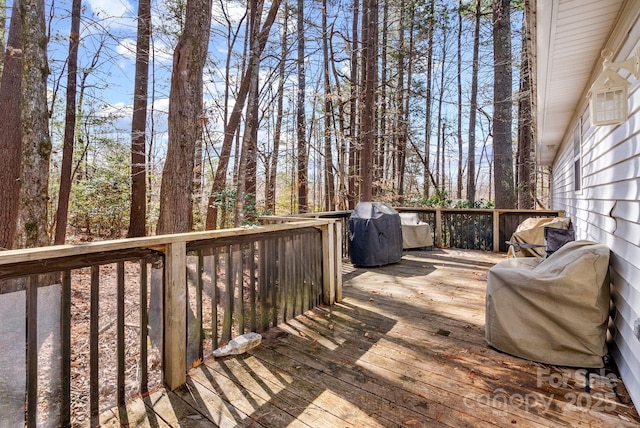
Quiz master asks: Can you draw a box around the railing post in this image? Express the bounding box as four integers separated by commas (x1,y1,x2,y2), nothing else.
493,210,501,253
334,220,343,302
321,222,336,305
435,209,442,248
163,241,187,390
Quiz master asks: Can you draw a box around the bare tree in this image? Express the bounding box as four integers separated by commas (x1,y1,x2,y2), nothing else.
296,0,308,212
322,0,335,211
378,0,388,190
467,0,482,203
0,0,5,77
53,0,81,245
265,5,289,214
359,0,377,201
0,0,21,249
492,0,515,208
157,0,213,235
234,0,262,226
423,0,435,198
127,0,151,237
205,0,281,229
517,16,534,209
347,0,359,208
394,0,406,201
16,0,51,248
435,7,449,193
456,0,463,200
402,2,417,202
329,27,348,210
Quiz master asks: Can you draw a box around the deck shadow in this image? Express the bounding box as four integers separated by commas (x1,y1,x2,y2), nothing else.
189,302,406,426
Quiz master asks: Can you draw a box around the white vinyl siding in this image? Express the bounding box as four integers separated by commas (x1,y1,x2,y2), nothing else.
552,52,640,408
573,123,582,192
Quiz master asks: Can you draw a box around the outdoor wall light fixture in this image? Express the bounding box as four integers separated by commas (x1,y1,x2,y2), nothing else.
588,48,640,126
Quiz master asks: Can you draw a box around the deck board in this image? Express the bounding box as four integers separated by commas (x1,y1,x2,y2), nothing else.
107,248,640,427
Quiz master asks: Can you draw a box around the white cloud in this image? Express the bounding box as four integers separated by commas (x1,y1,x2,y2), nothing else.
85,0,134,18
83,0,136,32
116,39,136,60
211,1,247,27
152,98,170,114
115,38,174,65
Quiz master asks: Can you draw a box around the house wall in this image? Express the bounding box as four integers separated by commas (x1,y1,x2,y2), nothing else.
551,32,640,407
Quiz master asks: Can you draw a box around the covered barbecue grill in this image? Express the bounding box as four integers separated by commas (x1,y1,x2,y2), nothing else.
348,202,403,267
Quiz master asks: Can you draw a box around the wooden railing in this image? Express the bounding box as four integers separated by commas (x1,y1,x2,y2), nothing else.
0,219,341,426
396,208,565,253
262,208,565,257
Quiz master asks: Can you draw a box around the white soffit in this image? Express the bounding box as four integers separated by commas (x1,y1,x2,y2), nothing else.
536,0,625,165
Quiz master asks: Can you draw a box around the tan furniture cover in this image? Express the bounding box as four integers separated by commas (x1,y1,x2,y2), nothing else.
399,213,434,249
486,240,610,368
507,216,572,257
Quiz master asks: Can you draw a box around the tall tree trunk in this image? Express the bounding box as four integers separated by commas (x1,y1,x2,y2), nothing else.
192,115,206,228
127,0,151,237
493,0,515,208
456,0,463,201
296,0,308,212
244,38,258,210
435,10,447,193
235,0,261,226
16,0,51,248
266,6,288,214
208,3,246,229
359,0,376,201
130,0,152,234
205,0,281,229
234,68,258,226
441,121,446,191
423,0,435,197
400,3,416,204
157,0,212,235
376,0,388,190
330,37,348,210
467,0,481,203
517,16,534,209
0,0,21,250
322,0,335,211
395,0,406,203
0,0,5,77
54,0,81,245
347,0,359,208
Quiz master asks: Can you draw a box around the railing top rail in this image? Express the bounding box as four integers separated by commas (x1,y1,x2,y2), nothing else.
282,211,353,218
258,215,315,221
269,208,564,216
0,219,333,267
394,207,564,215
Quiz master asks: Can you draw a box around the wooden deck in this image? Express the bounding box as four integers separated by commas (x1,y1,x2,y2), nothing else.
101,248,640,427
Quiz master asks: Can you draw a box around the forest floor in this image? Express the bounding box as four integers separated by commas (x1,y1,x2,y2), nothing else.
66,262,164,426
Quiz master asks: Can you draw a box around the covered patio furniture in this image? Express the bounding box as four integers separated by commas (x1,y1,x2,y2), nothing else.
399,212,434,250
506,216,572,257
485,240,610,368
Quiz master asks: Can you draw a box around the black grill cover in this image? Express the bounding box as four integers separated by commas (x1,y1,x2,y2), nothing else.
349,202,403,267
